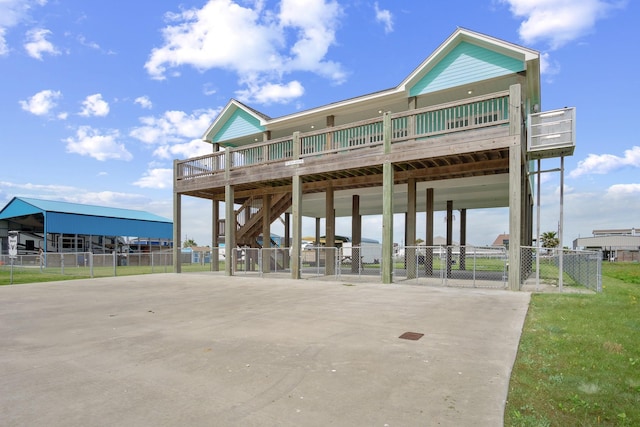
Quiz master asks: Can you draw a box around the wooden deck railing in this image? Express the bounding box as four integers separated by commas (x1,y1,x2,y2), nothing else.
176,91,510,182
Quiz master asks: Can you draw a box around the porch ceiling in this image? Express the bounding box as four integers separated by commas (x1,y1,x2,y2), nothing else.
297,173,510,218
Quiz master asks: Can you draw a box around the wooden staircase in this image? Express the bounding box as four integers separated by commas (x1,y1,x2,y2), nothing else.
220,192,292,248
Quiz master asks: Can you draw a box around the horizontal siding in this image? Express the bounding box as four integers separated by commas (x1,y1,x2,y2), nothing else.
213,109,264,143
410,41,524,96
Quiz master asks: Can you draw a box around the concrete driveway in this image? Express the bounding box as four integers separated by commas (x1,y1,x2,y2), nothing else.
0,273,530,426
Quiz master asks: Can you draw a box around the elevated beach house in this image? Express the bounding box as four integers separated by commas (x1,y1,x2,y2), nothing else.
173,28,575,289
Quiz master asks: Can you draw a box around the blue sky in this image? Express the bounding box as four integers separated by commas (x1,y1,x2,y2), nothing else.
1,0,637,247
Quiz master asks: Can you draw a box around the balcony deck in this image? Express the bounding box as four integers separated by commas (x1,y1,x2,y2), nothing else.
175,91,516,208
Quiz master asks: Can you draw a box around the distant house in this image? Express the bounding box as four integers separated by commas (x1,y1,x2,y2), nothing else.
573,228,640,262
492,234,509,247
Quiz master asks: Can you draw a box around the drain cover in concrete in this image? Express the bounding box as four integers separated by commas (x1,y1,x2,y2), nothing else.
399,332,424,340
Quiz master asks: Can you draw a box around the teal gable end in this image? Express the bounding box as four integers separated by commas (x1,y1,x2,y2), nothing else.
212,109,265,143
409,41,525,97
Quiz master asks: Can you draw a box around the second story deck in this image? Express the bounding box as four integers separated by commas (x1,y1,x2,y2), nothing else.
176,90,518,202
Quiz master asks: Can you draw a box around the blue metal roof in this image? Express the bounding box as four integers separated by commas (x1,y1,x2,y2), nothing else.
0,197,170,222
0,197,173,238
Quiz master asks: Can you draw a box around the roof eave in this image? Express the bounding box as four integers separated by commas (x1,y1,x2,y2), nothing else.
399,27,540,93
201,99,270,143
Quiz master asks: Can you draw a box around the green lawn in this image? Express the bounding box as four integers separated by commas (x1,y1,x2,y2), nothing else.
505,262,640,426
0,262,222,285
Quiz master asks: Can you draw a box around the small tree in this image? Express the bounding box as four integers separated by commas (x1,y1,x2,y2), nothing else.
183,238,197,248
540,231,559,250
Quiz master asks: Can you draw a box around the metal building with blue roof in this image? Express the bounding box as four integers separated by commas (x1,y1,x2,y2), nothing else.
0,197,173,254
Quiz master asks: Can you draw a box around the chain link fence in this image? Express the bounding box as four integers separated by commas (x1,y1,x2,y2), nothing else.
300,246,339,278
1,250,193,283
229,246,340,279
338,244,383,278
390,245,508,288
3,245,601,291
520,246,601,292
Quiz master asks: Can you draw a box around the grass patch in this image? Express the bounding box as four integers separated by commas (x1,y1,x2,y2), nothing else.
0,262,222,286
505,262,640,426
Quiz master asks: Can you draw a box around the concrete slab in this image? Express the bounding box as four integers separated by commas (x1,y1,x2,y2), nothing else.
0,273,530,426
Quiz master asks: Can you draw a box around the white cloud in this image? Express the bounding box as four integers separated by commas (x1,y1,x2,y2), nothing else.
145,0,345,104
0,0,48,56
203,83,217,96
0,28,8,56
152,139,213,160
501,0,625,50
374,2,394,33
133,168,174,189
24,28,60,60
134,96,153,109
77,34,100,50
19,89,62,116
130,108,220,146
539,52,560,77
145,0,282,79
0,180,158,217
64,126,133,161
606,183,640,195
79,93,110,117
278,0,345,80
68,190,149,207
569,146,640,178
236,80,304,104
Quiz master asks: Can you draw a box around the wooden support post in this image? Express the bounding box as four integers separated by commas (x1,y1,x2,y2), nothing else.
212,201,219,271
325,185,335,276
262,194,271,274
425,188,434,276
326,115,334,151
315,218,321,245
224,184,235,276
382,111,393,284
291,131,302,280
508,83,523,291
446,200,453,278
223,138,235,275
406,178,416,279
173,159,181,274
459,208,466,271
351,195,361,274
284,213,290,268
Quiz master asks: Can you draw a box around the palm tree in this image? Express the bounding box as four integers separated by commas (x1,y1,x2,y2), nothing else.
540,231,559,249
183,238,197,248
